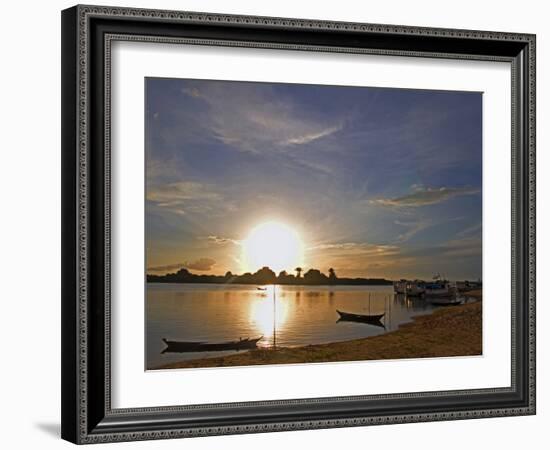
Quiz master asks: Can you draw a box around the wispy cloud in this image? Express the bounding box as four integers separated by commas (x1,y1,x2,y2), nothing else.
404,236,481,259
147,263,187,273
180,82,344,154
371,186,480,208
186,257,216,271
201,235,241,246
308,241,402,278
393,216,464,243
147,181,224,215
181,87,202,98
146,157,181,180
394,220,432,242
147,181,220,204
283,123,343,146
456,222,482,237
147,257,216,273
309,241,399,257
440,237,481,258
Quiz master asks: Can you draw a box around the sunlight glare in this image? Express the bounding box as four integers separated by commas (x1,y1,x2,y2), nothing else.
242,221,304,274
249,286,288,345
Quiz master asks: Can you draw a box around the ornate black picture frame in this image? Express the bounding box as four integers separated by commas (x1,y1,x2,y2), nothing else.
61,4,536,444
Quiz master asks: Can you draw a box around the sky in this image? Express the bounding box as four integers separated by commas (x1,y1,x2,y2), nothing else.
145,77,482,281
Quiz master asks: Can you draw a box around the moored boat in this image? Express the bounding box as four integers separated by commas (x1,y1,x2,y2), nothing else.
423,274,454,298
161,336,263,353
406,280,425,297
428,299,463,306
423,282,453,298
336,309,385,327
393,279,407,294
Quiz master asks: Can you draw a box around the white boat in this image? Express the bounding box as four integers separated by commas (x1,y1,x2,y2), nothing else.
424,283,451,298
424,275,454,298
393,279,407,294
406,280,425,297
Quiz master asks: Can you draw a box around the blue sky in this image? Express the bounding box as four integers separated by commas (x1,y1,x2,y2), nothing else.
145,78,482,280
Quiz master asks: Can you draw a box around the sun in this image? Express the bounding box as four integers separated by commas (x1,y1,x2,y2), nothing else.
242,221,304,274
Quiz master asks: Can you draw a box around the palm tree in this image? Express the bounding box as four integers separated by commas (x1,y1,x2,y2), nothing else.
295,267,303,278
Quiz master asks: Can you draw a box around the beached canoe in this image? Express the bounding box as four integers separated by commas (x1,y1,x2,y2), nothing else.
161,336,263,353
336,310,385,326
428,300,463,306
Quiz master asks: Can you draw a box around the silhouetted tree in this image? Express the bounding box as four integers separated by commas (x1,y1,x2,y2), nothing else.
146,265,393,286
277,270,295,284
303,269,328,285
174,268,192,282
255,266,277,284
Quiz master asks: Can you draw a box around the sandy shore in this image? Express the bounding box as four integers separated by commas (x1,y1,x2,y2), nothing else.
155,289,482,370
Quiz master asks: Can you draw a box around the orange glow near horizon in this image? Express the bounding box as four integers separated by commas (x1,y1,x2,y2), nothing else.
241,221,305,274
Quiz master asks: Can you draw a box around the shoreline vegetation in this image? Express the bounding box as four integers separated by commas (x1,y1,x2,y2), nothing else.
147,266,392,286
153,289,483,370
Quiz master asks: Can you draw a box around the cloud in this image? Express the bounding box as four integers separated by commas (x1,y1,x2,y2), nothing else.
186,257,216,271
147,263,187,273
202,235,241,246
147,257,216,273
394,220,432,242
456,222,482,237
177,81,344,155
283,123,343,146
371,186,480,208
439,237,481,258
146,157,181,180
147,181,223,215
309,241,399,257
147,181,220,204
308,241,402,278
404,236,481,259
181,87,202,98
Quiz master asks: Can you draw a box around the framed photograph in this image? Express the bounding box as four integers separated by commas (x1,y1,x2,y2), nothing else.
61,5,536,444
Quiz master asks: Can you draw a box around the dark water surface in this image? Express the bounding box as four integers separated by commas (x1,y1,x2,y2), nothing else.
146,283,473,369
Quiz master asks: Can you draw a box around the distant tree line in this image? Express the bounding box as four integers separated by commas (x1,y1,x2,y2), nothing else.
147,266,392,286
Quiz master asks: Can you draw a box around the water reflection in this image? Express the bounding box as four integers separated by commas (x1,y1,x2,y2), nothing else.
248,285,289,347
146,284,476,368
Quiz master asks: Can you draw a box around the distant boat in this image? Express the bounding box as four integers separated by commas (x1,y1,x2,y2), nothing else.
424,283,453,298
393,279,407,294
406,280,425,297
336,310,385,327
256,287,267,291
424,274,454,298
161,336,263,353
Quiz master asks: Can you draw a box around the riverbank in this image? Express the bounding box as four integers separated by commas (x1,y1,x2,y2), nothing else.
154,290,482,369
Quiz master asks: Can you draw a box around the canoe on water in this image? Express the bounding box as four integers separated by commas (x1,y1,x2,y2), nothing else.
336,310,385,326
161,336,263,354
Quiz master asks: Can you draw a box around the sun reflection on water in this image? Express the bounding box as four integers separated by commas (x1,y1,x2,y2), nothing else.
248,285,288,347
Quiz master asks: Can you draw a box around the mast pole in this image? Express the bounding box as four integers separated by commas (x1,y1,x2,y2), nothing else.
273,285,277,350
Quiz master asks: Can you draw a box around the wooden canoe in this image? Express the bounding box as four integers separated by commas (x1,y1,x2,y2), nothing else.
336,310,385,326
161,336,263,353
